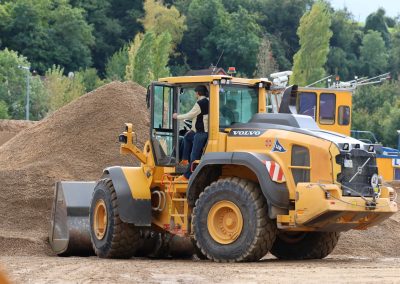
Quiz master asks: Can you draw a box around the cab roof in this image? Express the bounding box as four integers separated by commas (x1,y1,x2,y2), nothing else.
158,75,272,87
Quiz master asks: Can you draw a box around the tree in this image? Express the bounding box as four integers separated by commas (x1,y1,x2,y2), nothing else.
29,76,49,120
140,0,186,50
105,45,129,81
45,65,85,112
352,81,400,148
181,1,261,76
125,31,173,87
326,8,361,80
69,0,144,74
254,36,278,78
180,0,228,69
290,2,333,86
365,8,390,46
0,48,30,119
0,100,9,119
0,48,49,120
130,32,156,87
214,7,261,76
76,68,104,92
0,0,94,74
359,30,388,77
125,34,144,82
388,26,400,80
255,0,314,71
152,32,172,79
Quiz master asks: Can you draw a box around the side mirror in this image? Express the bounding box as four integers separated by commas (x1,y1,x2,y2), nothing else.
146,86,151,109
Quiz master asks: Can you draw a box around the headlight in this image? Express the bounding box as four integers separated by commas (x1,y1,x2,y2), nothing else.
119,134,127,144
370,173,379,188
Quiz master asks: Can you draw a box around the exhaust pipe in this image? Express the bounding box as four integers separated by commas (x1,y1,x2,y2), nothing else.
49,181,96,256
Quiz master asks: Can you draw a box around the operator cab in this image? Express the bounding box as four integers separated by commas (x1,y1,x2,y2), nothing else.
267,86,353,136
148,76,271,169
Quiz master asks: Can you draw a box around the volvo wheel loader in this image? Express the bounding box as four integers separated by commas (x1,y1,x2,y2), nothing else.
49,75,397,262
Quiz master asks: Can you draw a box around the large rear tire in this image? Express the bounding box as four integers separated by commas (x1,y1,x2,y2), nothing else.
90,178,141,258
192,177,276,262
270,231,340,260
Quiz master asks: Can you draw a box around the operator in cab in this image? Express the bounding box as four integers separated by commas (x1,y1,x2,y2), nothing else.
172,85,209,181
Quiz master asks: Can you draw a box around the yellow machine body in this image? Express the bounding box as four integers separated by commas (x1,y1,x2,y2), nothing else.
50,75,397,259
116,75,396,236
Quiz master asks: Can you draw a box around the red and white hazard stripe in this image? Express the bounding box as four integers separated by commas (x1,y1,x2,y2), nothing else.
265,161,286,183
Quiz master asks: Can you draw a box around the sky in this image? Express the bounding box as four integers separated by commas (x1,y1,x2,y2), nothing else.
329,0,400,22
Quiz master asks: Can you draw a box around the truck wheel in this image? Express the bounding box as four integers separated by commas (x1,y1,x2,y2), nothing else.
270,231,340,260
90,178,141,258
192,177,276,262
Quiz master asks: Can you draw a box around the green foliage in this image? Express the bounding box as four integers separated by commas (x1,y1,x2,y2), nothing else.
0,48,29,119
76,68,104,92
152,32,172,79
216,7,261,76
182,0,261,76
128,31,173,86
359,30,388,77
0,100,9,119
364,8,390,46
181,0,227,69
388,26,400,79
131,32,155,86
252,0,313,71
70,0,144,73
327,9,360,80
291,1,333,86
0,0,94,74
140,0,186,50
352,81,400,148
45,65,85,112
105,45,129,81
126,34,144,82
29,76,49,120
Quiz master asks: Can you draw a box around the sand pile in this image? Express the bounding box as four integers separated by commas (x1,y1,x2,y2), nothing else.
0,120,36,146
0,81,148,256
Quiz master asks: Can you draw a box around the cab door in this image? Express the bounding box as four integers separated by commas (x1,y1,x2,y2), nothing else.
150,83,178,166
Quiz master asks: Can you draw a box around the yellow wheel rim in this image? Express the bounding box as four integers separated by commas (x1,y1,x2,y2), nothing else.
207,201,243,244
93,200,107,240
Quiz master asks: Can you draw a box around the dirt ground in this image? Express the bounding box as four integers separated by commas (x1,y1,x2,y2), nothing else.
1,255,400,283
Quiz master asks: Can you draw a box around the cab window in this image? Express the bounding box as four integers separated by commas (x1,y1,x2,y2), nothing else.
319,93,336,125
297,92,317,120
338,105,350,125
219,85,258,128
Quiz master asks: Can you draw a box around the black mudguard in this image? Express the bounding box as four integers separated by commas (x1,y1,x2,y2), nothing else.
187,152,289,210
105,166,152,226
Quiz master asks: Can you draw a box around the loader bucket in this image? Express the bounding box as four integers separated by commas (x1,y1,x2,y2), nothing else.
49,181,96,256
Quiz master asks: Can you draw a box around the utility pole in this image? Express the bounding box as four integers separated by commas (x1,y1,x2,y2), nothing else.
18,65,30,120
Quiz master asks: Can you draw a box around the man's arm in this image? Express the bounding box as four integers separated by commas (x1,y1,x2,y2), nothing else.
173,103,201,120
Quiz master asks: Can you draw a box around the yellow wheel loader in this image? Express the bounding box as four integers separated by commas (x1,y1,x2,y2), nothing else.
49,75,397,262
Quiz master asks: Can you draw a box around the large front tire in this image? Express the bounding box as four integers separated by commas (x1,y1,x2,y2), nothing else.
270,231,340,260
90,178,141,258
192,178,276,262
